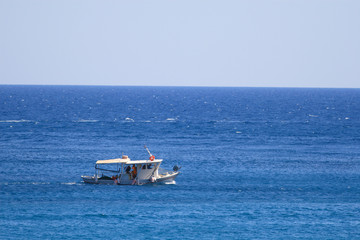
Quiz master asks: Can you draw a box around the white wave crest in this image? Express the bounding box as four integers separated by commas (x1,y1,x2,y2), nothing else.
0,119,32,123
75,119,99,123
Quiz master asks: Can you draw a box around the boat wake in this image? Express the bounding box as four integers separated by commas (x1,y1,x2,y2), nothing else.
0,119,32,123
1,182,82,186
163,180,176,185
0,182,51,185
61,182,78,185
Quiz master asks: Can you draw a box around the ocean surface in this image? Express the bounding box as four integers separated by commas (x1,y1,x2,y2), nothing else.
1,85,360,239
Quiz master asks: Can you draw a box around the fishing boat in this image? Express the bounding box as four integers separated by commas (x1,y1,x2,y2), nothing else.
81,147,180,185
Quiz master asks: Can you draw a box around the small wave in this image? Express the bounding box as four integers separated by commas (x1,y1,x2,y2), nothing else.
0,119,32,123
75,119,99,123
214,120,244,123
166,118,176,121
235,131,242,134
84,213,108,218
308,114,318,118
125,117,134,122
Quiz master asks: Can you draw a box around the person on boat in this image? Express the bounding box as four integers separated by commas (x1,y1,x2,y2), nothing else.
132,165,137,179
125,165,131,173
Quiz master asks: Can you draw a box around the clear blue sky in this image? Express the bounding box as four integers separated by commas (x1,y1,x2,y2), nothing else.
0,0,359,88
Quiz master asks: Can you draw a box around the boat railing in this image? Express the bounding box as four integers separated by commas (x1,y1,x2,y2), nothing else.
95,166,120,173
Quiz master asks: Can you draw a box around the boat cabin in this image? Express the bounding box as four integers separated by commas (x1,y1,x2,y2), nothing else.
93,155,162,185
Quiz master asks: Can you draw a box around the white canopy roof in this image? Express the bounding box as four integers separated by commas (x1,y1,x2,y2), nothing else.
128,159,162,164
96,158,162,165
96,158,129,164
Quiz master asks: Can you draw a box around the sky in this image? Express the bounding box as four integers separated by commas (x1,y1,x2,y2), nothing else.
0,0,359,88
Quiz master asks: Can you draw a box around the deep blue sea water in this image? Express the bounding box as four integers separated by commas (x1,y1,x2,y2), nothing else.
1,85,360,239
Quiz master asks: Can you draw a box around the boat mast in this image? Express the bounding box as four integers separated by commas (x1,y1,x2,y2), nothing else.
95,164,98,183
144,145,153,157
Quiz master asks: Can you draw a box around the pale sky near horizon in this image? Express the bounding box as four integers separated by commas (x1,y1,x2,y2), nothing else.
0,0,359,88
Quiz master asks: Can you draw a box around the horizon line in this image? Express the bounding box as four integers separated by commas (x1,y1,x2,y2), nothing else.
0,83,359,90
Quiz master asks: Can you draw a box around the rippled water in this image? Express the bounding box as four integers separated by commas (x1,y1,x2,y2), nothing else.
1,86,360,239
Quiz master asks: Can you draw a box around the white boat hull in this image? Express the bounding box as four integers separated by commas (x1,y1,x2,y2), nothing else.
81,171,179,185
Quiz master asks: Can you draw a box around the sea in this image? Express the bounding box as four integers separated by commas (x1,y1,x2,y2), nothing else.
0,85,359,239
